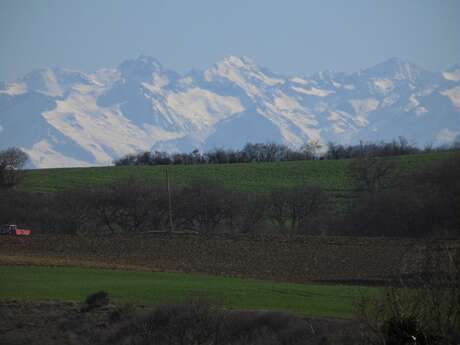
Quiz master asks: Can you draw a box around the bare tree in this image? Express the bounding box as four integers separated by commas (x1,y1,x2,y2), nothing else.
269,185,327,232
174,180,230,234
0,147,29,187
348,157,397,193
217,189,267,234
300,140,322,160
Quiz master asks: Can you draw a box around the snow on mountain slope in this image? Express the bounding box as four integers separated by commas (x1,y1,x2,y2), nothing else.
24,140,93,168
443,64,460,82
203,56,283,99
0,56,459,168
441,86,460,109
43,89,156,164
165,88,244,129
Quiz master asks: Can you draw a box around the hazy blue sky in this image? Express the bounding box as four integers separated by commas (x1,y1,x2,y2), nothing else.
1,0,459,81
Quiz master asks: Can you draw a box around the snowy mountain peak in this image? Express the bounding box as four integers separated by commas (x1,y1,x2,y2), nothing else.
219,55,257,69
20,68,64,96
362,57,431,82
204,55,284,91
118,55,163,82
309,70,340,82
0,67,93,97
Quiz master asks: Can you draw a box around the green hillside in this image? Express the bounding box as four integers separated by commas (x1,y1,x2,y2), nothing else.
18,151,452,194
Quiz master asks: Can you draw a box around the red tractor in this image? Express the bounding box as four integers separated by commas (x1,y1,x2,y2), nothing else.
0,224,32,236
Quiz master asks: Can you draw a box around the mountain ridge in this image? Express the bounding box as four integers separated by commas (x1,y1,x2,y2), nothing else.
0,56,459,168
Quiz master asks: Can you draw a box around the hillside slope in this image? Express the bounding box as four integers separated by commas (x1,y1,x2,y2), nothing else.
17,151,452,194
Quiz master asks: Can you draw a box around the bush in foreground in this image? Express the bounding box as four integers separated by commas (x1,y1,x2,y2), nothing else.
108,300,328,345
354,249,460,345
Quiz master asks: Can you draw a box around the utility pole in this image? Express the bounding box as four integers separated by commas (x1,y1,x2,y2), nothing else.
166,168,174,232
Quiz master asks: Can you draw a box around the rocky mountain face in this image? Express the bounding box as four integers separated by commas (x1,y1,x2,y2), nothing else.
0,56,459,168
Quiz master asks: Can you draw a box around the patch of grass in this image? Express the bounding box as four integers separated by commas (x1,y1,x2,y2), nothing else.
18,160,351,193
0,265,379,319
18,152,453,195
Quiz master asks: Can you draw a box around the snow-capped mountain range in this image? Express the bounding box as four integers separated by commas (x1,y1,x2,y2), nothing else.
0,56,459,168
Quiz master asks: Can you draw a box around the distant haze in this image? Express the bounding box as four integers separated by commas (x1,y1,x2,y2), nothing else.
0,0,459,82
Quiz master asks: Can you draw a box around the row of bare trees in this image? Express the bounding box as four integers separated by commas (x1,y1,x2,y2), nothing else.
114,142,321,166
0,179,329,236
114,138,460,166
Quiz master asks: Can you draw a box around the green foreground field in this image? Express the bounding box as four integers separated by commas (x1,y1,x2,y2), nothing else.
0,266,379,319
18,152,451,193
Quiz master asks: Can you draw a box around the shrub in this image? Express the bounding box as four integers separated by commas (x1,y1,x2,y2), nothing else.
82,291,109,312
354,248,460,344
382,317,439,345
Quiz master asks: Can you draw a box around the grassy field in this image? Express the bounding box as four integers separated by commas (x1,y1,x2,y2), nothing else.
0,265,379,319
17,151,453,193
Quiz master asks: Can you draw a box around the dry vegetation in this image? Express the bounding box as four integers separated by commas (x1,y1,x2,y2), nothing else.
0,300,358,345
